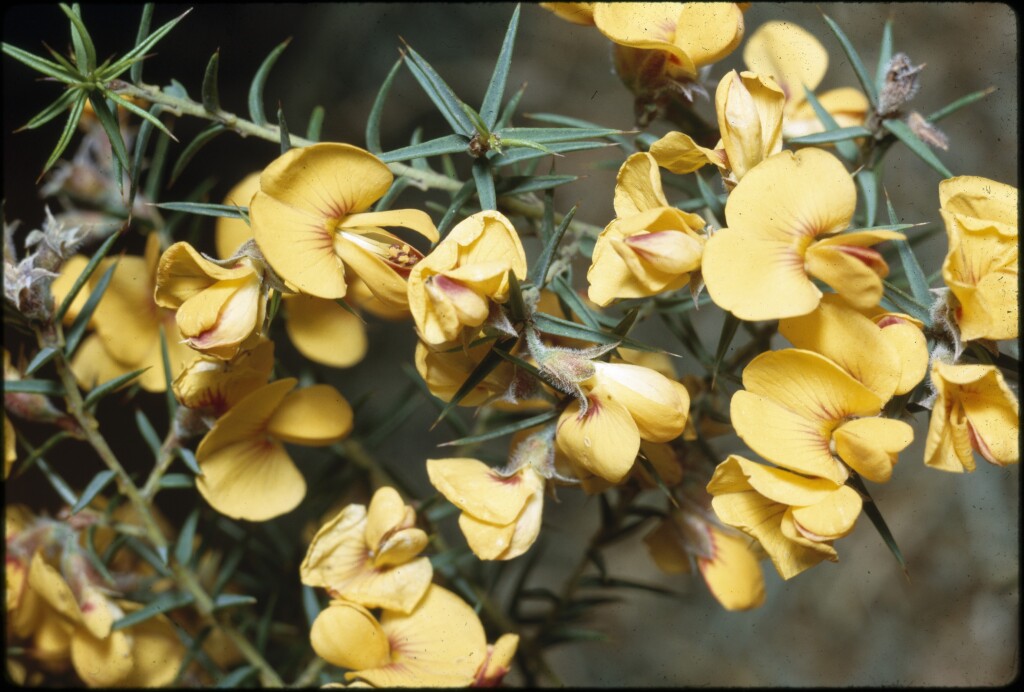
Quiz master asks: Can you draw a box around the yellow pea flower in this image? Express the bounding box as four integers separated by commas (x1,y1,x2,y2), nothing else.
154,242,266,360
939,176,1019,342
924,361,1019,472
196,378,353,521
250,143,438,310
407,210,527,347
300,487,432,614
427,457,545,561
52,234,193,392
779,293,926,400
310,585,514,688
540,2,594,25
588,153,706,306
707,455,863,580
556,361,690,483
217,172,371,368
172,338,274,416
643,506,765,611
733,349,914,485
593,3,744,93
743,21,869,138
414,338,516,407
702,148,903,321
649,69,785,186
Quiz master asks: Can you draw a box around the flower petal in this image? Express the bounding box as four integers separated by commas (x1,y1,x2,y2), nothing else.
216,173,260,258
70,628,134,687
556,392,640,483
833,416,914,483
426,458,535,525
365,487,412,552
283,294,367,368
154,242,254,308
593,4,695,76
591,362,689,442
648,131,724,174
613,152,670,217
698,525,766,611
743,20,828,103
791,485,862,540
340,209,439,243
266,384,353,445
196,437,306,521
311,600,391,671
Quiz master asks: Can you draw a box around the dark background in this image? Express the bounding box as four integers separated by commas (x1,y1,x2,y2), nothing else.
4,4,1018,686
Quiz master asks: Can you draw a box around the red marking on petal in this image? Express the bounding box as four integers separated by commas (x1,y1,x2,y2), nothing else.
838,245,887,276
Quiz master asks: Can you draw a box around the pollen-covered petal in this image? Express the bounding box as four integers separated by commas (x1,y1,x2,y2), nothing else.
743,20,828,102
340,209,439,243
833,417,914,483
613,152,670,217
70,628,134,687
283,294,367,368
556,394,640,483
648,131,725,174
725,148,855,242
791,485,862,541
779,293,902,400
358,585,486,688
311,601,391,671
698,525,766,611
426,458,534,525
196,437,306,521
251,190,347,299
258,143,392,217
702,231,821,321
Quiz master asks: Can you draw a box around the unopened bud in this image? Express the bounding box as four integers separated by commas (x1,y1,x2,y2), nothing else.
907,111,949,150
877,52,925,116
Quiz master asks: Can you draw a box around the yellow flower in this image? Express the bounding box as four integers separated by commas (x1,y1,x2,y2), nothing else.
707,455,863,579
593,3,745,88
414,338,516,407
217,172,370,368
250,143,438,309
556,361,690,483
310,585,510,688
643,506,765,611
300,487,432,613
172,338,275,416
939,176,1019,341
924,361,1019,472
743,20,869,138
407,210,527,346
587,153,706,306
732,349,914,485
649,69,785,185
473,633,520,687
154,242,266,360
53,234,193,392
196,378,353,521
427,457,545,561
702,148,903,320
779,293,926,400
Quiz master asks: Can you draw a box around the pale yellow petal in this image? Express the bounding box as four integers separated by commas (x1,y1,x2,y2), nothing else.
365,486,411,552
743,20,828,102
336,556,434,614
591,362,689,442
698,526,766,611
643,520,691,574
50,254,90,324
648,131,724,174
91,255,162,367
426,458,534,524
613,152,670,217
672,3,744,69
556,393,640,483
833,417,914,483
266,384,353,445
873,315,929,395
300,503,369,589
70,629,134,687
311,601,391,671
791,485,862,540
593,4,695,77
333,234,409,310
196,437,306,521
340,209,439,243
154,241,254,308
216,172,261,258
116,608,186,688
939,176,1018,230
458,513,516,560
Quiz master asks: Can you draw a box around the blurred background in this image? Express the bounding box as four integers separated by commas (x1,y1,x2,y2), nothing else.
4,4,1018,687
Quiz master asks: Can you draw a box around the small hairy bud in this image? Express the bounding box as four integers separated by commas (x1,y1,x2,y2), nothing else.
877,52,925,116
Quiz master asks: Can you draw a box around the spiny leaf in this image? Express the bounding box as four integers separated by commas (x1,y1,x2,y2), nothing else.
822,12,878,107
52,226,119,321
64,260,118,357
378,133,469,163
437,179,477,238
856,168,878,227
430,337,517,429
366,57,403,153
3,379,65,396
217,665,256,688
248,37,291,128
109,8,192,82
529,204,576,287
201,50,220,113
17,88,81,132
134,408,161,458
2,41,80,82
82,367,149,408
176,447,203,476
788,125,872,146
70,470,116,514
24,347,59,376
496,82,528,130
59,4,96,71
694,169,724,222
104,89,176,140
158,473,193,489
439,409,561,448
170,123,226,185
401,41,475,136
112,592,195,631
800,86,858,163
212,594,258,611
87,94,131,181
875,16,894,95
277,104,291,153
472,159,496,210
497,175,578,196
492,140,610,167
551,274,605,330
927,87,997,123
173,508,199,567
39,94,87,181
849,474,909,581
496,126,628,144
882,119,954,178
710,313,740,390
306,105,325,142
159,324,176,423
481,4,520,129
153,201,246,220
532,313,660,353
525,113,634,150
885,192,931,307
129,4,154,83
